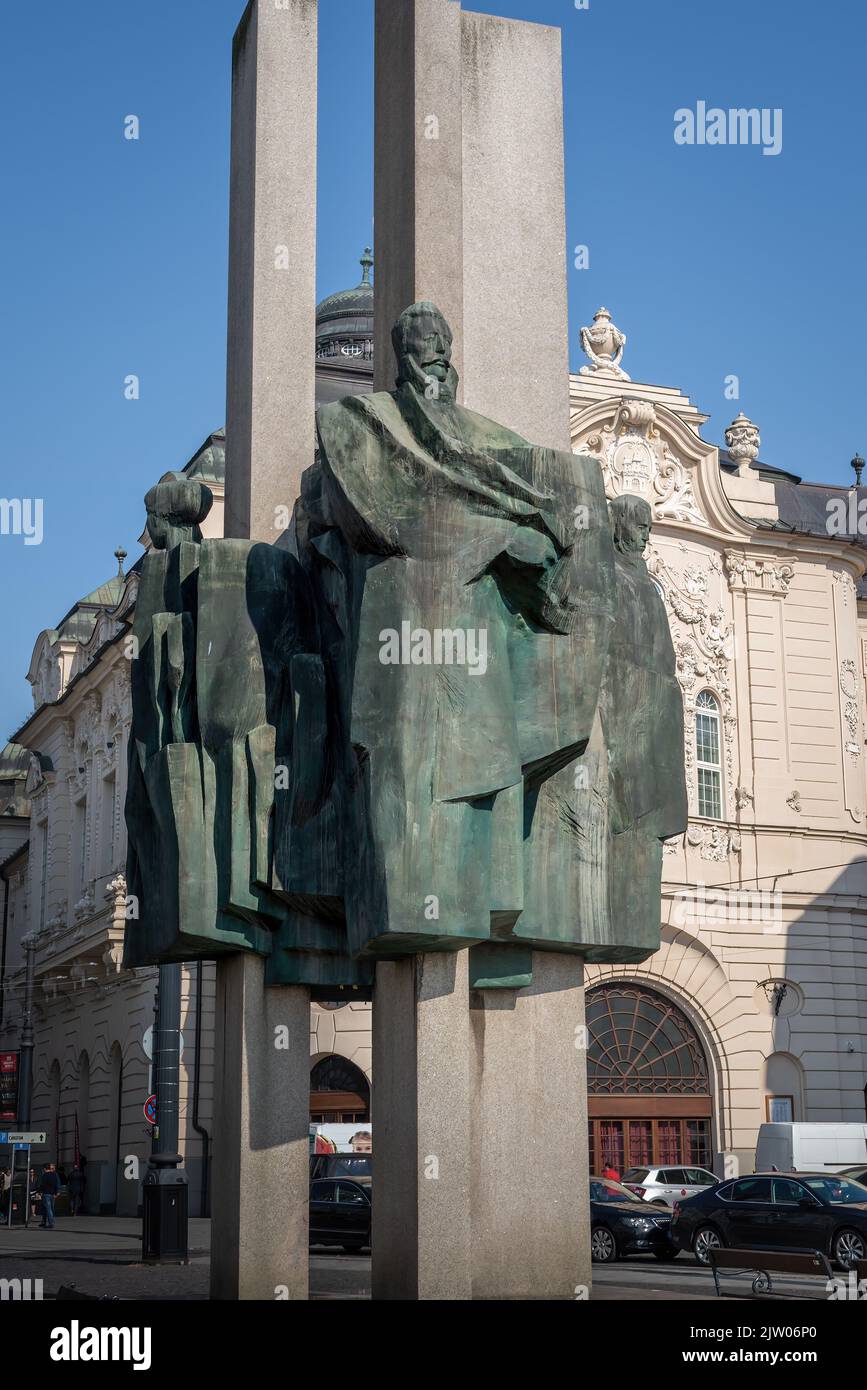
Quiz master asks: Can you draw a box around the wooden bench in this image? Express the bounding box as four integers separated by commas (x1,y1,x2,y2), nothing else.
708,1248,835,1298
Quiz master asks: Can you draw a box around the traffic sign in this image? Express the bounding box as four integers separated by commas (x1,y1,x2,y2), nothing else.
143,1095,157,1125
0,1131,45,1144
142,1026,184,1062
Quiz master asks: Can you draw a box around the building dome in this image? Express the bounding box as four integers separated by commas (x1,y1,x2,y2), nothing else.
315,248,374,363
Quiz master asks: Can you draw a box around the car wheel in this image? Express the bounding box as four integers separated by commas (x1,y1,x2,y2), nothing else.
833,1228,867,1270
590,1225,618,1263
693,1225,724,1265
653,1248,681,1261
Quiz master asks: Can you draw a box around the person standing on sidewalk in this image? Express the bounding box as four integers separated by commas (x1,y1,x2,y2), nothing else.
67,1164,85,1216
39,1163,61,1229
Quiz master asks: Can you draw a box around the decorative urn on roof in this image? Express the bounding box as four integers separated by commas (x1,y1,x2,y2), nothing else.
725,412,761,478
579,306,629,380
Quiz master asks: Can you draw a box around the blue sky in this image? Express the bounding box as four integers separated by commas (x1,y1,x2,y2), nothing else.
1,0,864,738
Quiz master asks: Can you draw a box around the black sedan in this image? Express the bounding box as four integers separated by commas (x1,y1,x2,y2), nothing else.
671,1172,867,1269
589,1176,679,1263
309,1177,371,1252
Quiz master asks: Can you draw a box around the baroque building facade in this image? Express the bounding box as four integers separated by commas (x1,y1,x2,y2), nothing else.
1,266,865,1212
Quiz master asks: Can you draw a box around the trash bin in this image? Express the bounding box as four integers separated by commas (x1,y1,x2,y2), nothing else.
142,1173,188,1261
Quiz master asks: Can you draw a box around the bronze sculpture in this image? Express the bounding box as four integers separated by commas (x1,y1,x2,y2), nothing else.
124,305,686,984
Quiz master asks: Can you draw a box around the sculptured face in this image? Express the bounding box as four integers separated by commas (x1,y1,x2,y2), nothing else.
401,309,452,383
624,514,651,553
611,496,652,556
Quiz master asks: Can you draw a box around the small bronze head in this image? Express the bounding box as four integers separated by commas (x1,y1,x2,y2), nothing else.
609,494,652,560
145,474,213,551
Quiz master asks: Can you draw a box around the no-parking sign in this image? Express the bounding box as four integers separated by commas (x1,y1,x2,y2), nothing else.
143,1095,157,1125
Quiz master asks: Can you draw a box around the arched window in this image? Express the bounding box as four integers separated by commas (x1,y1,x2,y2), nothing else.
310,1056,370,1124
695,690,722,819
587,984,713,1172
587,986,708,1096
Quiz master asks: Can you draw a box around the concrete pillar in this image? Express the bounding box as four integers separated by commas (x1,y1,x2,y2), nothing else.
218,0,317,1301
224,0,318,541
374,0,465,393
210,954,310,1300
373,2,571,449
460,12,571,450
371,953,473,1299
371,0,584,1301
469,953,590,1299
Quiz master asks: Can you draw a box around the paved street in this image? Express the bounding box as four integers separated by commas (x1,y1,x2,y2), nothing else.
0,1216,837,1300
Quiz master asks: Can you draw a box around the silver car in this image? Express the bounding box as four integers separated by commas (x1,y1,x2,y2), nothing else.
621,1165,718,1207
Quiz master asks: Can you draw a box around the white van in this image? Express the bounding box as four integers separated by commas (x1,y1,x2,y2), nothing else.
755,1122,867,1173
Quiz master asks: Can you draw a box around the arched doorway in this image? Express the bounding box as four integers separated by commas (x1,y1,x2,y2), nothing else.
309,1056,370,1124
587,983,713,1173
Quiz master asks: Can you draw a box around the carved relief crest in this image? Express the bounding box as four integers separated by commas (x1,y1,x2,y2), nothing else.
579,399,708,527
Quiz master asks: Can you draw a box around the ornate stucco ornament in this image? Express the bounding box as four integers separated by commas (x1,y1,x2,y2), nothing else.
724,550,794,595
646,549,737,817
725,413,761,476
787,790,803,814
582,399,707,526
73,886,96,923
840,659,862,761
686,823,742,861
579,306,630,379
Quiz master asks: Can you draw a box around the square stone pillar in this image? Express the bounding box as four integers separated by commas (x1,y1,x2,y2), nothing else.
469,953,590,1299
459,12,570,450
210,954,310,1300
371,951,590,1299
374,0,465,393
216,0,317,1303
371,952,473,1299
224,0,318,540
373,1,570,450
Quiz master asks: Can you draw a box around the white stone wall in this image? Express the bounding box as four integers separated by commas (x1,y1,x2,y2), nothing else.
573,370,867,1174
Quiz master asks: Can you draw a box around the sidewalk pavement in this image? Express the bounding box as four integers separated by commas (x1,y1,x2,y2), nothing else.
0,1216,726,1300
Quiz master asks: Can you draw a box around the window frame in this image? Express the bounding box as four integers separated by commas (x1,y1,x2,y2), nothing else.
695,689,723,820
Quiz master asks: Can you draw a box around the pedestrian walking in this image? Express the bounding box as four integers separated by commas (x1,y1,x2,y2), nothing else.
38,1163,61,1229
29,1166,40,1220
67,1163,85,1216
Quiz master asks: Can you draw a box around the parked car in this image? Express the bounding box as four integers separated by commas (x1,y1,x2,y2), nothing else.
621,1166,718,1207
309,1177,371,1252
755,1122,867,1174
309,1152,372,1181
836,1165,867,1186
589,1176,679,1263
670,1172,867,1269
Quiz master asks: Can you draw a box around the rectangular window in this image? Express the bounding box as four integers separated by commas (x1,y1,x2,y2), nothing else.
74,798,88,893
697,767,722,819
695,711,720,765
38,821,48,931
101,774,116,877
767,1095,794,1123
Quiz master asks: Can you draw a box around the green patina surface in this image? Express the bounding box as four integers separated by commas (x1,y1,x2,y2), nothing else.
124,305,686,988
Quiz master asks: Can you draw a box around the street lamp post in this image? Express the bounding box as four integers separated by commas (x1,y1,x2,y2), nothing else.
142,962,189,1261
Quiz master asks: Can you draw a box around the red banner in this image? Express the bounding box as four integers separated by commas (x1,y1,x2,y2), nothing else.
0,1051,19,1122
